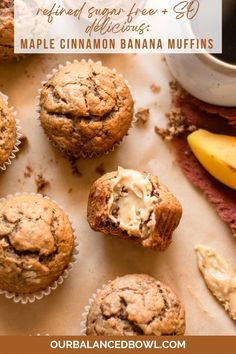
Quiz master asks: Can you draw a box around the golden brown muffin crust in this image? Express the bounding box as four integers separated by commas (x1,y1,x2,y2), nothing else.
0,95,17,166
86,274,185,336
0,194,74,294
40,61,134,157
0,1,14,60
87,169,182,251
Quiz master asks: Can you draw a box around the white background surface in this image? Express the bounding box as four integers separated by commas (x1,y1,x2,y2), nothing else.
0,54,235,335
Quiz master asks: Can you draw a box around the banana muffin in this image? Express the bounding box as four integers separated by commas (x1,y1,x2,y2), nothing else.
0,1,14,60
86,274,186,336
87,167,182,251
0,194,74,294
0,94,18,167
39,61,134,157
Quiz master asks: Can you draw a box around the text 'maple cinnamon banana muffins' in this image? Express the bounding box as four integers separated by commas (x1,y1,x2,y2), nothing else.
0,194,74,294
85,274,186,336
39,60,134,158
0,0,14,60
87,167,182,251
0,94,17,167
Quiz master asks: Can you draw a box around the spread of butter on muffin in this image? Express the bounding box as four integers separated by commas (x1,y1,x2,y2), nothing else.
107,167,158,238
195,244,236,321
87,167,182,250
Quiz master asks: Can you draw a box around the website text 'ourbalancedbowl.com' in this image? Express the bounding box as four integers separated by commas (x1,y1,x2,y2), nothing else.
50,339,186,350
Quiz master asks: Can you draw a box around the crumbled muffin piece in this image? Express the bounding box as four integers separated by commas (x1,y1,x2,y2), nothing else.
0,194,74,294
86,274,185,336
69,157,82,176
154,81,196,140
135,107,150,124
40,61,134,158
150,84,161,94
24,165,33,178
35,173,50,193
0,94,17,166
87,167,182,251
155,109,196,140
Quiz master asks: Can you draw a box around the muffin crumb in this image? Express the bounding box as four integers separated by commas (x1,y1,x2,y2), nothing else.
24,165,33,178
135,107,150,124
150,84,161,94
35,174,50,193
155,109,196,140
169,80,187,99
69,157,82,177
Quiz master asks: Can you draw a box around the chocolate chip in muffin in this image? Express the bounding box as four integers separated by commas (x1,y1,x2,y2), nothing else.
39,61,134,158
0,194,74,294
86,274,185,336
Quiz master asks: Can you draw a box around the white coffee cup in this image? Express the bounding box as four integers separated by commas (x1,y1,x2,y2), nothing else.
165,53,236,107
165,0,236,107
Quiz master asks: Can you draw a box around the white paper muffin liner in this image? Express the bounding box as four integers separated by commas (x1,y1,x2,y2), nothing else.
36,59,136,159
0,192,79,304
0,92,22,171
80,279,113,335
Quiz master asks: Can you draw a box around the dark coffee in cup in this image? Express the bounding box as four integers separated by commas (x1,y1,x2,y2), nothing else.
212,0,236,65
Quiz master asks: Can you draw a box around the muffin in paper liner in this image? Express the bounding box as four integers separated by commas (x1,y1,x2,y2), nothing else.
36,59,136,159
80,274,186,336
0,92,22,171
0,192,79,304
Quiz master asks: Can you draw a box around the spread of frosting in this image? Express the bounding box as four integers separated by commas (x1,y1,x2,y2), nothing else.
107,167,158,238
195,244,236,321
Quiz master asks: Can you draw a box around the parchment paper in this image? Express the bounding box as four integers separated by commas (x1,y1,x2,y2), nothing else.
0,54,235,335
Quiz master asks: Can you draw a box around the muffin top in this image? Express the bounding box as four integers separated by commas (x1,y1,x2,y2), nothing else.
0,194,74,294
0,95,17,166
0,1,14,34
0,1,14,58
40,61,134,157
86,274,185,336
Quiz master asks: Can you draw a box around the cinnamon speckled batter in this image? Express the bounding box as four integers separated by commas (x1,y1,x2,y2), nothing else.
0,194,74,294
40,61,134,157
86,274,185,335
